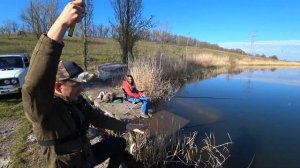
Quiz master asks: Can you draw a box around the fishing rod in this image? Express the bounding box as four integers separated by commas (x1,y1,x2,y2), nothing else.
68,0,76,37
68,0,85,37
139,95,241,101
68,24,76,37
173,96,240,100
139,88,240,100
180,120,225,131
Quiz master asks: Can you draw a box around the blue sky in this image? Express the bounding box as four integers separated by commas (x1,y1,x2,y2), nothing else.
0,0,299,61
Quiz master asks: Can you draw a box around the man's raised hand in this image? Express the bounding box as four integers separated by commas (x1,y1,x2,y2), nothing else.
60,0,85,27
47,0,85,42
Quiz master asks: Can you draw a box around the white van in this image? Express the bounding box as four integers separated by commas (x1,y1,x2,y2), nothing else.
0,54,30,95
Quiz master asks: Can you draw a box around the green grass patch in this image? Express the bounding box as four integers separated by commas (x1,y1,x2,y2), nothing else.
0,135,6,143
9,117,46,168
10,117,31,168
0,94,45,167
0,95,23,118
0,94,44,167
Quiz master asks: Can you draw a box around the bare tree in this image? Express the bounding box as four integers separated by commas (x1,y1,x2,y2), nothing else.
111,0,153,64
96,24,104,38
2,20,19,38
0,26,4,35
11,21,19,34
21,0,40,37
79,0,93,71
45,0,59,30
21,0,59,38
17,24,29,36
95,24,110,38
89,24,98,37
154,23,171,57
102,27,110,38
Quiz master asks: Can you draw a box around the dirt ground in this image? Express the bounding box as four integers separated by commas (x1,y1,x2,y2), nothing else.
83,78,143,121
84,79,189,136
0,118,21,168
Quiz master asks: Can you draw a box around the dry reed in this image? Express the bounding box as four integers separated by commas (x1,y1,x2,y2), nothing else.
124,131,233,168
188,53,230,67
190,53,300,67
128,55,181,102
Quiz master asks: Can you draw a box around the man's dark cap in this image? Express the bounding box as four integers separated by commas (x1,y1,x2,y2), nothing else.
56,61,84,82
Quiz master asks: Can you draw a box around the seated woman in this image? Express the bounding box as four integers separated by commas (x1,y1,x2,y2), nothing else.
122,75,152,118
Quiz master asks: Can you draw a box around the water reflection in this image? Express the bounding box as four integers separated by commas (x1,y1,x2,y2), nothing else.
225,126,260,167
166,68,300,167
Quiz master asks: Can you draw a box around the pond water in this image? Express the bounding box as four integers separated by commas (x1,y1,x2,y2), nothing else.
165,68,300,167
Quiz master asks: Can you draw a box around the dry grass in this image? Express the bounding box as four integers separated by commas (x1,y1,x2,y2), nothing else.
128,56,181,102
188,53,230,67
124,131,233,168
189,53,300,67
200,133,233,168
236,57,300,66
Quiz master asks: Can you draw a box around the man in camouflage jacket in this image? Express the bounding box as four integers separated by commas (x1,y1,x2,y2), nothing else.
22,1,145,167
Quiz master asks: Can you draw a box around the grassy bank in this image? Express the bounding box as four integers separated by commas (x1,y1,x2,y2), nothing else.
189,53,300,67
0,95,23,118
2,34,298,72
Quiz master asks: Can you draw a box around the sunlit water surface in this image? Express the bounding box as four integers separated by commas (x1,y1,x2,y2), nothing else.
166,68,300,167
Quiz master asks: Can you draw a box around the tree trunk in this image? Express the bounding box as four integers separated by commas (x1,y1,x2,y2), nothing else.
83,34,88,71
123,0,130,64
122,41,129,64
83,16,88,71
111,0,152,64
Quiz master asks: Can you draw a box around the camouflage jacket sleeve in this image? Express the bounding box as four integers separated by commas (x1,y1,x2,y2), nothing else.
22,34,63,124
83,99,127,132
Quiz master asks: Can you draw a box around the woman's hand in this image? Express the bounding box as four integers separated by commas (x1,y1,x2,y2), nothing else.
138,91,146,97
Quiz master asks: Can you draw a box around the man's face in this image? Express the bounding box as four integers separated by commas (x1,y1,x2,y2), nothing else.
60,80,83,101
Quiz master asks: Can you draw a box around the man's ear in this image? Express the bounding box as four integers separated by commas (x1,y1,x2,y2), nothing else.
54,82,62,93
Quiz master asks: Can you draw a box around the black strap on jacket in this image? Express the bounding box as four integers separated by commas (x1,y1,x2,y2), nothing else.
37,130,85,146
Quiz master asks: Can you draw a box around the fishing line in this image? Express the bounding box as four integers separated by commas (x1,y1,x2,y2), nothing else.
173,96,242,100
